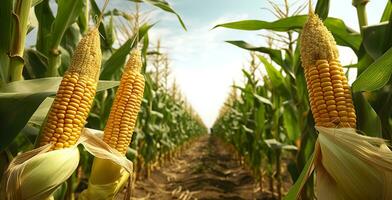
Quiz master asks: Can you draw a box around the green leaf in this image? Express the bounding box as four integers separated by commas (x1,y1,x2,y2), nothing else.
23,49,48,79
130,0,186,30
32,0,44,7
100,23,154,80
226,40,284,67
380,1,392,22
89,0,108,46
214,15,361,51
254,93,273,106
0,78,119,150
0,92,52,151
353,93,382,137
315,0,330,20
284,150,316,200
29,97,54,126
141,29,150,73
77,0,89,34
0,78,119,94
0,0,13,83
258,55,290,98
50,0,83,48
362,22,392,59
35,0,55,54
283,104,301,141
352,46,392,92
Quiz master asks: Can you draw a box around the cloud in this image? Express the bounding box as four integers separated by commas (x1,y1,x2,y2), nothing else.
145,13,254,126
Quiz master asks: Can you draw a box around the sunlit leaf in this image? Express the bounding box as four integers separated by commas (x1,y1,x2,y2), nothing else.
226,40,284,67
100,23,154,80
352,46,392,92
130,0,186,30
50,0,83,48
214,15,361,51
380,1,392,22
0,78,119,150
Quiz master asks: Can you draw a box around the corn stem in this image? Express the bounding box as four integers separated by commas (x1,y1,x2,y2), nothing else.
9,0,33,81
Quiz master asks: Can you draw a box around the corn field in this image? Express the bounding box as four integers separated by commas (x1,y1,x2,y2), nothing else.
0,0,392,199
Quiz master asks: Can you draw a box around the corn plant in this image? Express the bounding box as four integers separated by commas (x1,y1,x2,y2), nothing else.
212,0,392,199
0,0,207,199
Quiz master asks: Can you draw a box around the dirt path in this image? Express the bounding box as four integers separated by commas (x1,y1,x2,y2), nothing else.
131,135,274,200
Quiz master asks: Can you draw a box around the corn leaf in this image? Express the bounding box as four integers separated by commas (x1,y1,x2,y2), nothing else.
0,78,119,151
283,104,301,142
380,1,392,22
362,22,392,59
214,15,361,52
24,49,48,79
89,0,108,46
129,0,186,30
353,93,382,137
50,0,83,48
32,0,44,7
226,40,284,68
352,46,392,92
254,93,273,106
34,0,55,54
100,23,154,80
284,150,316,200
258,55,290,99
0,0,13,83
315,0,330,20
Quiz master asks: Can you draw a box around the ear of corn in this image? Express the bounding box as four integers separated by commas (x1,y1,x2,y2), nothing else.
300,11,356,128
293,11,392,200
37,28,101,150
81,49,145,199
102,49,145,155
1,28,102,200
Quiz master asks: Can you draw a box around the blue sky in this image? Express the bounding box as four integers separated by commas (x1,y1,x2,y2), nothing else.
31,0,385,127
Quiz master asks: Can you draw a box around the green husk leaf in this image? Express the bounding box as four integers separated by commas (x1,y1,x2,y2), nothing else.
1,145,79,200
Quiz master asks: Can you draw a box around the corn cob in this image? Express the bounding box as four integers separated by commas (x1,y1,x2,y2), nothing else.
37,28,101,150
102,49,145,155
300,12,356,128
84,50,144,194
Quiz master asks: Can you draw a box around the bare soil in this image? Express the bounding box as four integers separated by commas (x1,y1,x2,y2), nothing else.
130,135,291,200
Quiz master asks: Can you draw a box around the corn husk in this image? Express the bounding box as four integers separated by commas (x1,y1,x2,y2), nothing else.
1,144,79,200
1,129,132,200
80,129,134,200
79,170,129,200
315,127,392,200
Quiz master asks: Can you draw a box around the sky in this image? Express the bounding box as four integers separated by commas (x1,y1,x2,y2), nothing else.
121,0,386,128
121,0,385,128
29,0,386,128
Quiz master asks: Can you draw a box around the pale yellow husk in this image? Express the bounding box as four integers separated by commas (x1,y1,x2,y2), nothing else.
80,129,134,200
1,144,79,200
315,127,392,200
0,129,132,200
79,170,129,200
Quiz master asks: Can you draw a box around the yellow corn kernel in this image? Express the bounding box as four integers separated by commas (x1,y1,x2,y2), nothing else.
102,49,145,155
37,28,101,150
300,12,356,128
